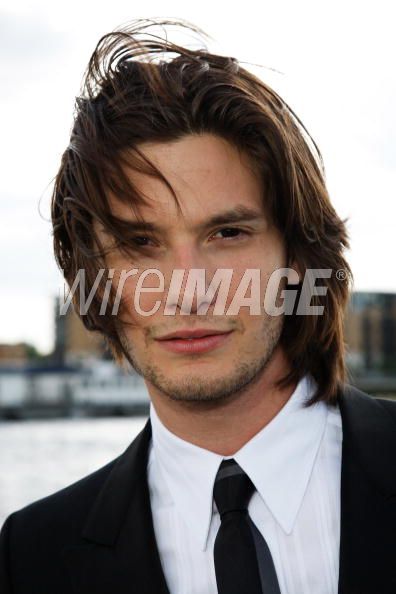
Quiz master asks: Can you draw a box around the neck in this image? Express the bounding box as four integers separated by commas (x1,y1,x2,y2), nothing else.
147,346,297,456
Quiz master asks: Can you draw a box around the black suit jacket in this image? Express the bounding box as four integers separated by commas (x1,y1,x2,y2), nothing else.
1,384,396,594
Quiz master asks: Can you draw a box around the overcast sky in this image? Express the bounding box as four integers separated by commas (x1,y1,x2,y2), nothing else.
1,0,395,353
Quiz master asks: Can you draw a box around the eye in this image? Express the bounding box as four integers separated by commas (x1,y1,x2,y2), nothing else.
210,227,248,241
126,228,249,249
130,235,154,247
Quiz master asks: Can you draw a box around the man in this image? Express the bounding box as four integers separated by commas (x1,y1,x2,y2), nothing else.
1,17,395,594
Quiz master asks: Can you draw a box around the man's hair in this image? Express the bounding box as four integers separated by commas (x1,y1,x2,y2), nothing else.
51,18,353,406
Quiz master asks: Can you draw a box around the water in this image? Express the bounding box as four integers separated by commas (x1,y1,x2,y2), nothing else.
0,416,148,528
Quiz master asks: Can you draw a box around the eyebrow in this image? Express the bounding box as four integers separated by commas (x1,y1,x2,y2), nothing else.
111,205,266,235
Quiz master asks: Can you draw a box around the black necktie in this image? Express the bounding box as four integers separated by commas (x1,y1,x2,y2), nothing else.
213,458,281,594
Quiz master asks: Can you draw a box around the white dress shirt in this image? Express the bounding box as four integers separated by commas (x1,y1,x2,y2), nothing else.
147,373,343,594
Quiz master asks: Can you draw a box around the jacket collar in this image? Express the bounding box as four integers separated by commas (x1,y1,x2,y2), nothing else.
80,420,152,547
62,418,171,594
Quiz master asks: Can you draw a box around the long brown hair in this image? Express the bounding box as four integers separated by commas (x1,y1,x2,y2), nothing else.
51,18,353,405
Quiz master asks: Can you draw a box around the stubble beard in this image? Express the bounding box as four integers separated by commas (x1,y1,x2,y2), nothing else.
117,311,285,406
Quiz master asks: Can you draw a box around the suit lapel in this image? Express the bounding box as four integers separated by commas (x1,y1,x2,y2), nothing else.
62,419,170,594
338,385,396,594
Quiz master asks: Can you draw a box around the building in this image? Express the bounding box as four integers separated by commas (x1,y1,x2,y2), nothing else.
53,295,107,364
344,292,396,375
0,343,28,368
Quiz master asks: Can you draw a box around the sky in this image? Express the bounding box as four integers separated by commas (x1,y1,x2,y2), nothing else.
1,0,395,353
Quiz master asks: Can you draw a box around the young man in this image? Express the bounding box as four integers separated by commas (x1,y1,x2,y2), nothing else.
1,18,395,594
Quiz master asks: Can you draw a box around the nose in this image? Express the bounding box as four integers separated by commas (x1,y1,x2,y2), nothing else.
163,244,216,315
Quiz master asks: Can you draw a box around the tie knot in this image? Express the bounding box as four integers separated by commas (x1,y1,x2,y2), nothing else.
213,458,255,518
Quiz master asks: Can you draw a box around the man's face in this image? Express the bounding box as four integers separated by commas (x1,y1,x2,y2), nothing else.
97,133,290,404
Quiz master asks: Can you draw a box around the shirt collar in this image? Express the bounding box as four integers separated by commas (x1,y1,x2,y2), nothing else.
149,373,328,551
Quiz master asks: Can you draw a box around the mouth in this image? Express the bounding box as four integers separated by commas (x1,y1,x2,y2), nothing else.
155,330,234,354
156,328,232,340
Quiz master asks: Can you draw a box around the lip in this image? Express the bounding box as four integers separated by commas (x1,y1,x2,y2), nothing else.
155,330,234,354
156,328,232,340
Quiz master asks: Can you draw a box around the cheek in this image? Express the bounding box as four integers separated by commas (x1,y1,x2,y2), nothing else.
120,273,165,320
227,248,286,293
220,246,287,315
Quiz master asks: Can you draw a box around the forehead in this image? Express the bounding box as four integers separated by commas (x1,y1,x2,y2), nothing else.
107,133,265,225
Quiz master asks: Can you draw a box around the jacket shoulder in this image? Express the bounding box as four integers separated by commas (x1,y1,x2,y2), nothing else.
342,382,396,420
0,455,121,593
340,383,396,491
0,418,153,594
1,454,119,550
376,395,396,421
